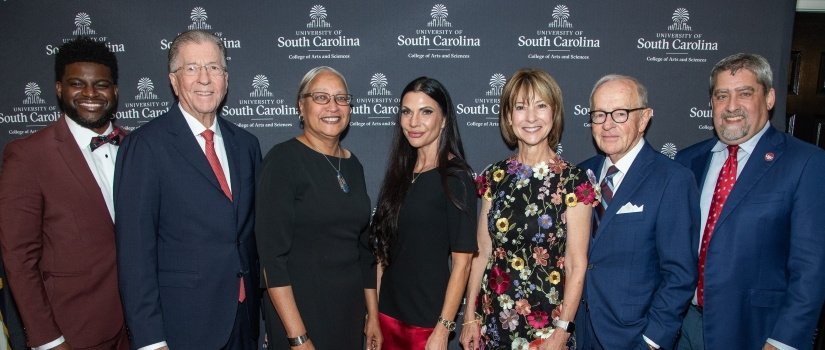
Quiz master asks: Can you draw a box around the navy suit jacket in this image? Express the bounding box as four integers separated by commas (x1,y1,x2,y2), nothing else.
674,125,825,349
114,105,261,349
576,142,699,350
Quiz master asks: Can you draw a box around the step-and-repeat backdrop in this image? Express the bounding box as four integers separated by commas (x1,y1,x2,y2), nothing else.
0,1,796,347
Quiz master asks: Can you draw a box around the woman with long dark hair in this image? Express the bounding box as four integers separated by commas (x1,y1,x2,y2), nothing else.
370,77,478,349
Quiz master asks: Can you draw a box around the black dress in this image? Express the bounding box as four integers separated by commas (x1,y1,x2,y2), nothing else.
378,164,478,327
255,138,374,350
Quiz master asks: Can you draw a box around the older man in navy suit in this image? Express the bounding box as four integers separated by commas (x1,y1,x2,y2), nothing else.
675,53,825,350
115,30,261,350
576,75,699,350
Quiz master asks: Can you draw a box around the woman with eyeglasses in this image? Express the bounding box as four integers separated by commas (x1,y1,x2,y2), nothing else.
255,66,382,350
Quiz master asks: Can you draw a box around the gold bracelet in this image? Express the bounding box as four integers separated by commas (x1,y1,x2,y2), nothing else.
462,313,483,325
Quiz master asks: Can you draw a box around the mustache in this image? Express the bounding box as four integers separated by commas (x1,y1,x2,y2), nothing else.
721,109,747,119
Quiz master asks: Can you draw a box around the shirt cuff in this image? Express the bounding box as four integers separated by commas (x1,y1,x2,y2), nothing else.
766,338,796,350
642,335,660,349
33,336,64,350
137,341,168,350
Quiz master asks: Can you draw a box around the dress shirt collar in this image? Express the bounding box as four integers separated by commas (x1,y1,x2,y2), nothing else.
64,114,115,151
179,104,222,138
602,137,646,177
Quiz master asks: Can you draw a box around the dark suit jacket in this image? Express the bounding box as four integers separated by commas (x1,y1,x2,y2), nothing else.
114,105,261,349
675,125,825,349
576,142,699,350
0,116,126,348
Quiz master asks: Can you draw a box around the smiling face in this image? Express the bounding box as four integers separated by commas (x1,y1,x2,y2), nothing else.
590,79,651,163
400,91,445,158
168,41,227,124
299,70,351,141
509,88,554,148
56,62,118,134
711,69,774,145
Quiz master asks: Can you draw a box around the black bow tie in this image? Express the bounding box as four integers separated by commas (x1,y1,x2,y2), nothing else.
90,128,123,151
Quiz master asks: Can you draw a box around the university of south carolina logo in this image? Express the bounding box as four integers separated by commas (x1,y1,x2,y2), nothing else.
135,78,158,100
556,143,563,155
668,8,692,31
72,12,97,35
23,82,46,105
367,74,391,96
188,7,212,30
661,143,678,159
428,4,451,27
307,5,331,28
250,75,273,97
486,74,506,96
548,5,572,28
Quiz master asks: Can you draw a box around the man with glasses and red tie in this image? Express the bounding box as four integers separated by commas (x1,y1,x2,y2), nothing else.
115,30,261,350
674,53,825,350
576,74,700,350
0,37,129,350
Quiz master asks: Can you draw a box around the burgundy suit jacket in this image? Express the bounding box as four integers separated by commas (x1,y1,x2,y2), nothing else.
0,116,126,348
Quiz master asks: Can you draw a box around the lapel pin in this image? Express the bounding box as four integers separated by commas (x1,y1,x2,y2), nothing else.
764,152,774,162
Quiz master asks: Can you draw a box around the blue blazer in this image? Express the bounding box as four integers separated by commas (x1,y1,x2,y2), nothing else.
114,105,261,349
576,142,699,350
674,125,825,349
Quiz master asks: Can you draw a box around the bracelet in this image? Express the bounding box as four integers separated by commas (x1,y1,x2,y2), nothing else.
288,333,309,346
462,313,483,325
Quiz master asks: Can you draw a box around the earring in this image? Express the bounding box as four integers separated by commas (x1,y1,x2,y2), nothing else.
299,115,304,122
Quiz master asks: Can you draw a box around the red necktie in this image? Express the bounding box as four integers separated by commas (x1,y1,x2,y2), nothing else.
201,130,232,201
697,145,739,307
201,130,245,303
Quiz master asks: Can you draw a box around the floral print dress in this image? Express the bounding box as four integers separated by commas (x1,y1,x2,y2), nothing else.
476,155,594,350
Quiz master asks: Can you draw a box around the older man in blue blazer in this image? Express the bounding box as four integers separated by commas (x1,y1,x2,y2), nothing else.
674,53,825,350
576,75,700,350
114,30,261,350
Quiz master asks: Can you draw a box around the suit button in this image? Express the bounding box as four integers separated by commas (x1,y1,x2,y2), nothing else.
587,264,594,270
237,271,243,277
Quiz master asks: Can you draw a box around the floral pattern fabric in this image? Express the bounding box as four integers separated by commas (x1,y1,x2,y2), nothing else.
476,155,592,350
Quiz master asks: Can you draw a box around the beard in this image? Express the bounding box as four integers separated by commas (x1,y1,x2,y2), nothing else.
59,96,118,130
716,109,750,142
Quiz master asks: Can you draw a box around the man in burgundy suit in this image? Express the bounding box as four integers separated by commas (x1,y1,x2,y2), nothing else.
0,37,128,350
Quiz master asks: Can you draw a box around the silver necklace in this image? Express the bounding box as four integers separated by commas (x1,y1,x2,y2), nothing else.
411,171,424,184
305,138,349,193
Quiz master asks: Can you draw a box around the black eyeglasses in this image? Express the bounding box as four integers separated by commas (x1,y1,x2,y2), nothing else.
301,92,353,106
588,107,645,124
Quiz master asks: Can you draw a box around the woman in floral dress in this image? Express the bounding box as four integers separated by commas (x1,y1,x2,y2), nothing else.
460,68,595,350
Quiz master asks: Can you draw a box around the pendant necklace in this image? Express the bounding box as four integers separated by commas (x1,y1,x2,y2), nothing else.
305,138,349,193
411,171,424,184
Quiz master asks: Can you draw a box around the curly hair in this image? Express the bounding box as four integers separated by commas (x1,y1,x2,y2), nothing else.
54,36,119,84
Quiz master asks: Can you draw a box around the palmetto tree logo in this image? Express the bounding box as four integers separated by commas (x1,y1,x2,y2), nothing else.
188,7,212,30
556,143,563,155
661,143,678,159
427,4,452,27
548,5,572,28
23,82,46,104
307,5,331,28
367,73,391,96
135,78,158,100
667,8,692,31
250,75,273,97
72,12,96,35
486,74,506,96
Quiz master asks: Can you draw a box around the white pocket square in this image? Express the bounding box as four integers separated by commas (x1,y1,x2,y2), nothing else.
616,202,644,214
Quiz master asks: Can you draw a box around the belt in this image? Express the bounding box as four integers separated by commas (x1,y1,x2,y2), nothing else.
691,303,703,314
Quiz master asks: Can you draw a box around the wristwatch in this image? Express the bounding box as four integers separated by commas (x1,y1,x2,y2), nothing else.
438,316,457,331
553,319,575,333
